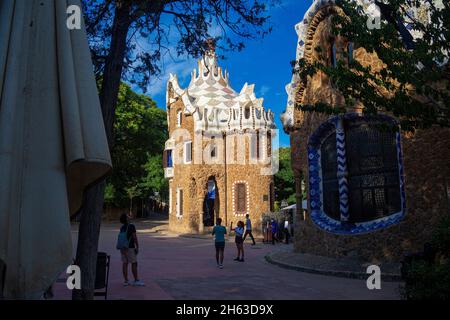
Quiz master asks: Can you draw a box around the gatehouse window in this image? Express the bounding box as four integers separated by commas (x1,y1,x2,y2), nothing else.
176,188,183,217
233,181,249,216
164,149,173,168
308,114,405,234
210,137,217,159
177,110,182,127
184,141,192,164
244,106,251,119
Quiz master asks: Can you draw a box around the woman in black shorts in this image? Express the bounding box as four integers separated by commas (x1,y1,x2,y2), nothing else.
232,221,245,262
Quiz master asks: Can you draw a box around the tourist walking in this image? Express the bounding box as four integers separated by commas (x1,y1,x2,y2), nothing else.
116,213,145,287
284,218,290,244
212,218,227,269
271,218,279,245
232,221,245,262
243,214,256,245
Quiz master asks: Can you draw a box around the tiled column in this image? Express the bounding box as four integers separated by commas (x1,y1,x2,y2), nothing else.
335,117,349,222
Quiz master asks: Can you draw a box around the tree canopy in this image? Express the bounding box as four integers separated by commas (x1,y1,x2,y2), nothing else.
295,0,449,131
82,0,275,92
104,82,168,209
274,147,296,206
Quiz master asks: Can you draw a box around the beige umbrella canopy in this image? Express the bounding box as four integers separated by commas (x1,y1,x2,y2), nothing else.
0,0,112,299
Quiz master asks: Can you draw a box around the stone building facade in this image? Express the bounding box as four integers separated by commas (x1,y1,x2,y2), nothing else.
281,0,450,262
164,46,277,234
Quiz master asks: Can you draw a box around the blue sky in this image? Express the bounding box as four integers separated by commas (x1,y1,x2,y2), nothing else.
140,0,313,147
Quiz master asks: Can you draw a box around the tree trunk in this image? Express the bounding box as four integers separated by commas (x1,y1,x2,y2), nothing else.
72,181,106,300
129,196,133,216
72,0,132,300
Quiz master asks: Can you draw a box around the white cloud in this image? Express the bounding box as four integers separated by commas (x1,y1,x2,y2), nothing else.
146,57,197,97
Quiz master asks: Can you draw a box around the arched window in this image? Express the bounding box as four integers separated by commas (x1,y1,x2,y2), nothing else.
308,114,405,234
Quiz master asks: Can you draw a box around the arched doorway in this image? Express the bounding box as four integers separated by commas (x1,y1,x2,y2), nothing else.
203,177,219,227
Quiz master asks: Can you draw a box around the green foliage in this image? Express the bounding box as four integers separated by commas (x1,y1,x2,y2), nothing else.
403,259,450,300
274,147,297,205
431,215,450,256
107,83,168,207
296,0,450,131
140,155,169,202
403,216,450,300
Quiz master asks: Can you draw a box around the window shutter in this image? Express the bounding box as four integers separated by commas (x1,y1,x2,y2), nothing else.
179,189,183,216
235,183,246,213
185,142,192,163
163,150,168,169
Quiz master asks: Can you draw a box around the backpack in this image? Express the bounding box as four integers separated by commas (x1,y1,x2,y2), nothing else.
116,224,130,250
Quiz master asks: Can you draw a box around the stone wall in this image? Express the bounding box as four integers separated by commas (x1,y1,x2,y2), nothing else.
288,6,450,262
167,101,274,235
292,125,450,263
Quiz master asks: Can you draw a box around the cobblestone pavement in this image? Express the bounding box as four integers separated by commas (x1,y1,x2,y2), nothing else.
53,219,402,300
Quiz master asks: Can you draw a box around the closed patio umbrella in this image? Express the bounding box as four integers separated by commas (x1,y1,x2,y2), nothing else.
0,0,112,299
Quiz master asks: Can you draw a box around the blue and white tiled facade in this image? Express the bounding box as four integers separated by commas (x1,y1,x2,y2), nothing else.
307,113,406,235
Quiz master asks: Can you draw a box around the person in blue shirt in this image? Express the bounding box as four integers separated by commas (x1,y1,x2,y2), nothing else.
243,214,256,245
212,218,227,268
232,221,245,262
271,219,279,245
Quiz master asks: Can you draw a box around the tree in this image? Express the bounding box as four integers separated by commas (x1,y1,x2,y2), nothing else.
295,0,449,131
140,155,169,204
274,148,296,206
107,83,167,208
74,0,275,299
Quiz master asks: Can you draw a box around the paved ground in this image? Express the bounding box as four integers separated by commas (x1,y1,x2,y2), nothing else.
266,251,402,281
53,218,402,300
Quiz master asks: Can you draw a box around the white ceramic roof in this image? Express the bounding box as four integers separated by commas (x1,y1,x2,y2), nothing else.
167,50,276,133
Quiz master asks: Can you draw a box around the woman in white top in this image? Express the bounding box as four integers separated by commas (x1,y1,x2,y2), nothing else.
232,221,245,262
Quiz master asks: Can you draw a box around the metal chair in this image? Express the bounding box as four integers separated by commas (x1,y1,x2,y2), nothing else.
94,252,110,300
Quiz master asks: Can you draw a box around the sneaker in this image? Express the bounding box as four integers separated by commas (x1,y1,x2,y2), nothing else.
239,258,245,262
233,257,240,261
219,264,223,269
123,281,130,287
132,280,145,287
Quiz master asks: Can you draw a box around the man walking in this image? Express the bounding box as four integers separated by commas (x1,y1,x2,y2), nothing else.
243,214,256,245
212,218,227,268
284,218,290,244
271,218,278,245
118,214,145,287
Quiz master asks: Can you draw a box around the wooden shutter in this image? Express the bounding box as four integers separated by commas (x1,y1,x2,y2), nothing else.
163,150,168,169
235,183,246,213
179,189,183,216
